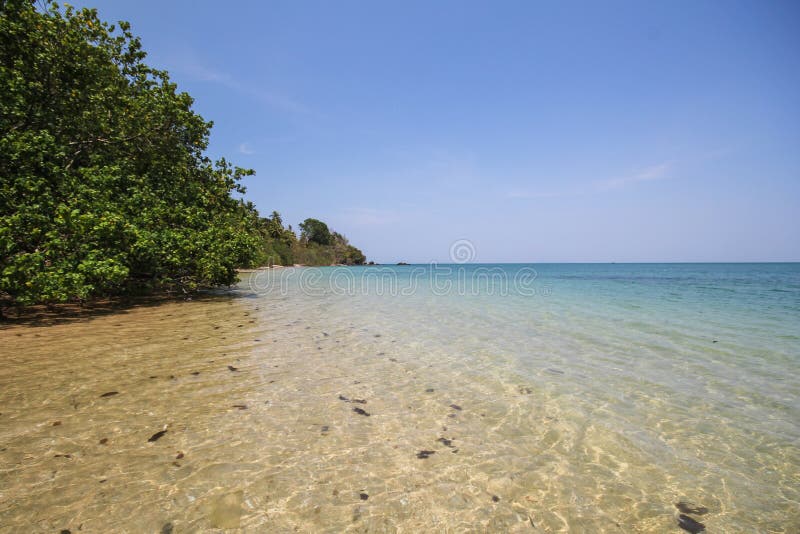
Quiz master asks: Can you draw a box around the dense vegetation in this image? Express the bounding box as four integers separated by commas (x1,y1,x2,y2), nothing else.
255,214,365,267
0,1,364,308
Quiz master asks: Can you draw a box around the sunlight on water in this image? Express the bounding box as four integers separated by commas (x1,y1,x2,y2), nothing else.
1,264,798,532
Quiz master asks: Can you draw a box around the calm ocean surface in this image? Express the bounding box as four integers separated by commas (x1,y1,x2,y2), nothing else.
1,263,798,532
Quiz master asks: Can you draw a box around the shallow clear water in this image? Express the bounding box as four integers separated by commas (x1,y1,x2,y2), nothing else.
1,263,798,532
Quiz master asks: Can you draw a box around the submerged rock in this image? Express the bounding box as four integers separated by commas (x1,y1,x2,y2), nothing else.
677,514,706,533
339,395,367,404
676,502,708,515
227,365,238,372
416,450,435,459
100,391,119,397
148,430,167,442
353,407,370,416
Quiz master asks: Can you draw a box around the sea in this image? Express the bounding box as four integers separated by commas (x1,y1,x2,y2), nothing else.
0,263,798,532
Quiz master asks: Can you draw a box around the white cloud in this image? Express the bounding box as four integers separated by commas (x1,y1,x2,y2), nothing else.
595,162,670,190
238,143,254,155
505,162,672,199
177,59,310,115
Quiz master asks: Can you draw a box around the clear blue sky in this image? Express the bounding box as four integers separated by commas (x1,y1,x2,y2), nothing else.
76,0,799,263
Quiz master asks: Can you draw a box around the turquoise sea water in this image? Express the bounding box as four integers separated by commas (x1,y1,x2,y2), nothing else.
1,263,798,531
246,262,800,530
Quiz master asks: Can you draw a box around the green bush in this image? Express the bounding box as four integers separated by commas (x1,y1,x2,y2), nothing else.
0,1,261,304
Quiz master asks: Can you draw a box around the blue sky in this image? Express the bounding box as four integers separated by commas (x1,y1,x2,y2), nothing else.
77,0,799,262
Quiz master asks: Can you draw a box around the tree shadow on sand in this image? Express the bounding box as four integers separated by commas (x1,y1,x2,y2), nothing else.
0,288,252,329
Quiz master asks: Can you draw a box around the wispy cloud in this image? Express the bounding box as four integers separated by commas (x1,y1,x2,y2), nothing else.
178,61,310,115
238,142,255,155
595,162,670,190
506,189,573,199
506,162,672,199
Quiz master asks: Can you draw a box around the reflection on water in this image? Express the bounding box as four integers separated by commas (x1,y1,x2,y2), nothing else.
1,265,799,532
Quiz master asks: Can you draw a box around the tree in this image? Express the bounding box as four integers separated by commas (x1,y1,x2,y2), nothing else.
299,218,332,246
0,1,261,305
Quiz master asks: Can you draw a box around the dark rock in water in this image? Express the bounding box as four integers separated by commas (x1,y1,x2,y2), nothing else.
712,340,718,343
492,495,500,502
99,438,108,445
232,404,247,410
148,430,168,442
227,365,238,372
353,407,370,416
323,332,329,337
374,334,381,337
60,530,71,534
425,388,434,393
359,493,369,500
54,454,72,458
52,421,62,426
161,523,174,534
100,391,119,397
339,395,367,404
676,502,708,515
416,450,436,459
436,437,454,448
546,368,565,375
191,371,200,376
321,425,330,433
677,514,705,533
449,404,462,411
176,452,184,459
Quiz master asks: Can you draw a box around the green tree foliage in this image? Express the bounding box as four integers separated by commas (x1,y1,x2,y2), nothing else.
255,211,296,266
298,218,333,246
257,214,365,266
0,1,261,304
